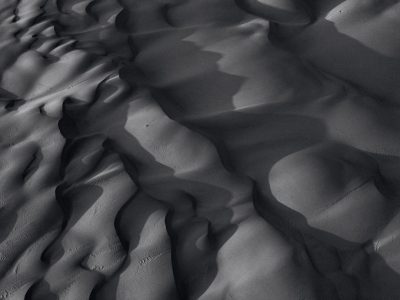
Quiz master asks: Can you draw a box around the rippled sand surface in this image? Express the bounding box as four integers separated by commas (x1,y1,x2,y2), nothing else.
1,0,400,299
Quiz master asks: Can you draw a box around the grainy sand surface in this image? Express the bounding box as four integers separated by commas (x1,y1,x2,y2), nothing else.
1,0,400,299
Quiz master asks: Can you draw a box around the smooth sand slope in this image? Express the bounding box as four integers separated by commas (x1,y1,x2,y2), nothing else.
0,0,400,299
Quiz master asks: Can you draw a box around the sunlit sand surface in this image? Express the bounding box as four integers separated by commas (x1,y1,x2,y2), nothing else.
0,0,400,299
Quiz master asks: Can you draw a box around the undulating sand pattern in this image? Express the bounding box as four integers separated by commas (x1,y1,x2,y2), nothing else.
1,0,400,299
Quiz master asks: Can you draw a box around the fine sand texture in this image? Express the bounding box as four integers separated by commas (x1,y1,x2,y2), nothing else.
1,0,400,299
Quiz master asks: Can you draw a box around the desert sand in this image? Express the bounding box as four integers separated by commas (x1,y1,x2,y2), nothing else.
0,0,400,299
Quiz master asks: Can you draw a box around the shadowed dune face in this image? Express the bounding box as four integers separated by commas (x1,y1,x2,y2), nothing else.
0,0,400,299
238,0,312,25
273,0,400,104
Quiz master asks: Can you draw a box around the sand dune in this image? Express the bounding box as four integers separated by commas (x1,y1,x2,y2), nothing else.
0,0,400,299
